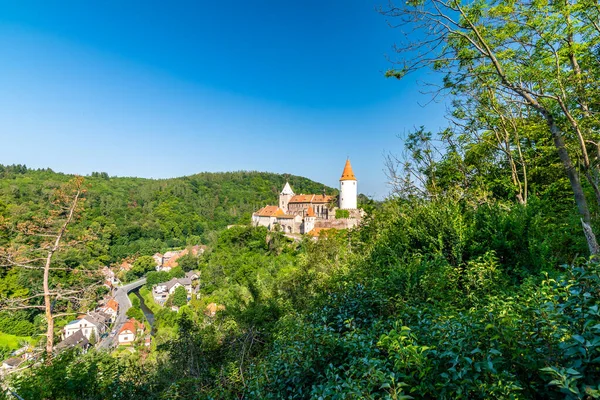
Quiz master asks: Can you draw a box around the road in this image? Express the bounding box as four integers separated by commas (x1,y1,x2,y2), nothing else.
98,277,146,350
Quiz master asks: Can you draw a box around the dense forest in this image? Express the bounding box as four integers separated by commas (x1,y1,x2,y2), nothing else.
0,164,337,263
3,0,600,398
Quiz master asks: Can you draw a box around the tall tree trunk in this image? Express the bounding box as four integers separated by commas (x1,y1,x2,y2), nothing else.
548,118,599,254
549,121,590,222
43,185,82,357
43,252,54,356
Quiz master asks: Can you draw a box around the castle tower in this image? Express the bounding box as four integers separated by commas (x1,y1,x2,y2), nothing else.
339,159,357,210
279,182,294,213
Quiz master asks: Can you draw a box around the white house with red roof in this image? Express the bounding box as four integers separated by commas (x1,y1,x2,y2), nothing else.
118,318,145,345
99,298,119,319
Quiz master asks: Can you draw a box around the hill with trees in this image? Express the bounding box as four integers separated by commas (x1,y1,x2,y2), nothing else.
3,0,600,398
0,164,337,264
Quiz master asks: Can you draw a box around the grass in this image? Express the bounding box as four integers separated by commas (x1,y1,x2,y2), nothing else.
0,331,32,350
139,286,163,314
128,292,139,306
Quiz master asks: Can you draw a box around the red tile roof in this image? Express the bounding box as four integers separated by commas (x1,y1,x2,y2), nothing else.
340,159,357,181
289,195,333,204
253,205,284,217
104,299,118,312
119,318,144,335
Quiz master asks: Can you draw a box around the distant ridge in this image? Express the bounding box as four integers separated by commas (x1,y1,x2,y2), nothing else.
0,164,336,264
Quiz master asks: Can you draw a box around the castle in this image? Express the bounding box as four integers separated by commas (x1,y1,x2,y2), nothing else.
251,159,362,235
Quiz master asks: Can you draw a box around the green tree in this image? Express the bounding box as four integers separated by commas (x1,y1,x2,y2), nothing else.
88,330,97,346
146,271,170,288
133,256,157,274
177,253,198,272
126,307,144,322
172,286,188,308
169,266,185,279
382,0,600,253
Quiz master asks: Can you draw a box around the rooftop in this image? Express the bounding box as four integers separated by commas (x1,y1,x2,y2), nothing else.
253,205,285,217
289,194,333,204
340,159,357,181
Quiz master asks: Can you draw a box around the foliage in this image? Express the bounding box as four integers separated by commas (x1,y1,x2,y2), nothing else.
0,165,336,265
335,209,350,219
124,256,157,281
7,349,155,399
0,332,31,351
126,307,144,323
176,253,198,272
145,271,171,289
171,286,188,308
0,312,35,336
4,5,600,392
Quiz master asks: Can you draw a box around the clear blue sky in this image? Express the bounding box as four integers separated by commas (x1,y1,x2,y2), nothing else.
0,0,448,199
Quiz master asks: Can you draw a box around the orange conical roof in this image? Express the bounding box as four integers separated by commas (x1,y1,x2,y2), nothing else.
339,159,357,181
306,206,315,217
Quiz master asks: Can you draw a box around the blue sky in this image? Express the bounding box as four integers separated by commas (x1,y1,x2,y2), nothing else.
0,0,448,198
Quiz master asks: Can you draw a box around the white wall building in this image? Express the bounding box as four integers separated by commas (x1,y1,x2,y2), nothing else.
152,277,193,305
118,319,144,346
63,316,104,341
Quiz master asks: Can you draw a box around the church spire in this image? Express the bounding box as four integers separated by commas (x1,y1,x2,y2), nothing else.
281,182,294,195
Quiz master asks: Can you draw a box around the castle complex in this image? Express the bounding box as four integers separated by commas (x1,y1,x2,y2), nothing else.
251,159,362,235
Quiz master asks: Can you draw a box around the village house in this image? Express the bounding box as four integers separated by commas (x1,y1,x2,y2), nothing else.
100,266,119,288
118,319,145,346
152,252,162,267
152,277,194,305
252,159,362,234
55,329,90,352
185,270,200,280
11,345,33,361
1,357,22,372
205,303,226,317
119,260,133,272
99,298,119,319
154,245,206,272
62,313,108,341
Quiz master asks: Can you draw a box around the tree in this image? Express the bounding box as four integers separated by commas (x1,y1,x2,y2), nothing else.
177,253,198,272
382,0,600,253
145,271,170,288
126,307,144,322
169,266,185,278
89,330,97,346
0,177,99,356
172,286,188,307
132,256,157,276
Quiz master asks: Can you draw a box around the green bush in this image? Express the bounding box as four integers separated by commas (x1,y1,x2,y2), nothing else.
0,312,34,336
335,209,350,219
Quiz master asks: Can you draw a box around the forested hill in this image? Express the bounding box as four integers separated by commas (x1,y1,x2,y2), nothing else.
0,164,336,263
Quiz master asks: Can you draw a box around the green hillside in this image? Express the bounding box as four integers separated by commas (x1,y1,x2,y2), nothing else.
0,164,337,264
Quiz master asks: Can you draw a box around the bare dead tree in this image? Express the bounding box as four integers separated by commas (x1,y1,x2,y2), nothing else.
0,177,101,357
